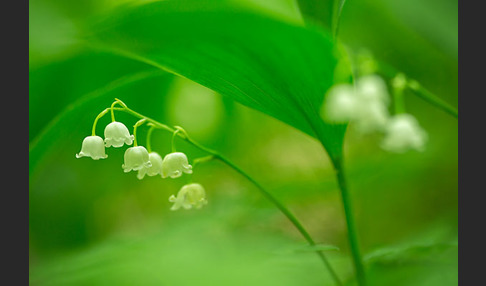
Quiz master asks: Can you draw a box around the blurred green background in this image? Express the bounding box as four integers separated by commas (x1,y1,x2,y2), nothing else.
29,0,457,285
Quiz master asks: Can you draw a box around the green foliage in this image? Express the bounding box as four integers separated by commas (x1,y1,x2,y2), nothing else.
83,0,349,164
29,0,457,285
29,203,346,286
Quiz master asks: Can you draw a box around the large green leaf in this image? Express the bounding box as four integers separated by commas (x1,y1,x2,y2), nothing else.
83,0,348,164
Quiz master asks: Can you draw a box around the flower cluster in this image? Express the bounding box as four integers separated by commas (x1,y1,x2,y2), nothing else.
76,105,208,211
321,74,427,153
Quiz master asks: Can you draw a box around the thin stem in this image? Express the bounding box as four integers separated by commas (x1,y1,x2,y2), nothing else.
114,98,128,108
132,118,147,146
185,133,344,285
171,129,180,153
333,158,366,286
91,108,110,136
110,101,119,122
146,124,156,153
407,80,458,118
192,155,215,169
113,102,343,286
374,60,458,118
91,101,126,136
391,74,407,115
215,153,343,286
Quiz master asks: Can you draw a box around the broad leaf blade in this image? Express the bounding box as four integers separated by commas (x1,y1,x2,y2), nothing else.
84,1,348,163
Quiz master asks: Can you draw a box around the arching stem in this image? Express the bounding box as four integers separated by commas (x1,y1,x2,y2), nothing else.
132,118,147,146
91,108,110,136
110,100,343,286
146,124,156,153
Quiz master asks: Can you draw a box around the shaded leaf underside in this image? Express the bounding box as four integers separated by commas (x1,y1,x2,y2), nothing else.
85,1,347,164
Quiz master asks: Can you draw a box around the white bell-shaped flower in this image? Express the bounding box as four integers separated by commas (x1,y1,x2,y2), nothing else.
161,152,193,179
321,74,392,133
137,152,163,180
321,84,358,123
104,121,134,148
353,100,390,133
122,146,152,173
76,135,108,160
169,183,208,211
356,74,390,105
380,114,428,153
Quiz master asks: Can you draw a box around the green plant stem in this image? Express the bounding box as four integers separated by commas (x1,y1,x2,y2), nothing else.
171,129,180,153
392,86,406,115
333,158,366,286
112,103,343,286
146,124,156,153
407,80,458,118
216,154,343,286
336,48,367,286
375,61,458,118
110,101,118,122
132,118,146,146
192,155,215,169
91,108,110,136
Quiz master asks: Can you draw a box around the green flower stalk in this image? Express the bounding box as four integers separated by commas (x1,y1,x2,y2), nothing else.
106,98,343,285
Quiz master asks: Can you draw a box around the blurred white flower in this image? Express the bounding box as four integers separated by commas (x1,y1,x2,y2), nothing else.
321,74,391,133
137,152,164,180
161,152,193,179
104,121,134,148
355,74,390,105
122,146,152,173
76,135,108,160
321,84,358,123
169,183,208,211
353,100,390,133
380,114,428,153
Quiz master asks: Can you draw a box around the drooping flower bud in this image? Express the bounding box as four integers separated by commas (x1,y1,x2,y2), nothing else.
104,121,134,148
161,152,193,179
76,136,108,160
380,114,428,153
169,183,208,211
137,152,163,180
122,146,152,173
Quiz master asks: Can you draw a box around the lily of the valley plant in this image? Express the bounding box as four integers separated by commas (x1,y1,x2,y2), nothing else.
76,99,205,211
